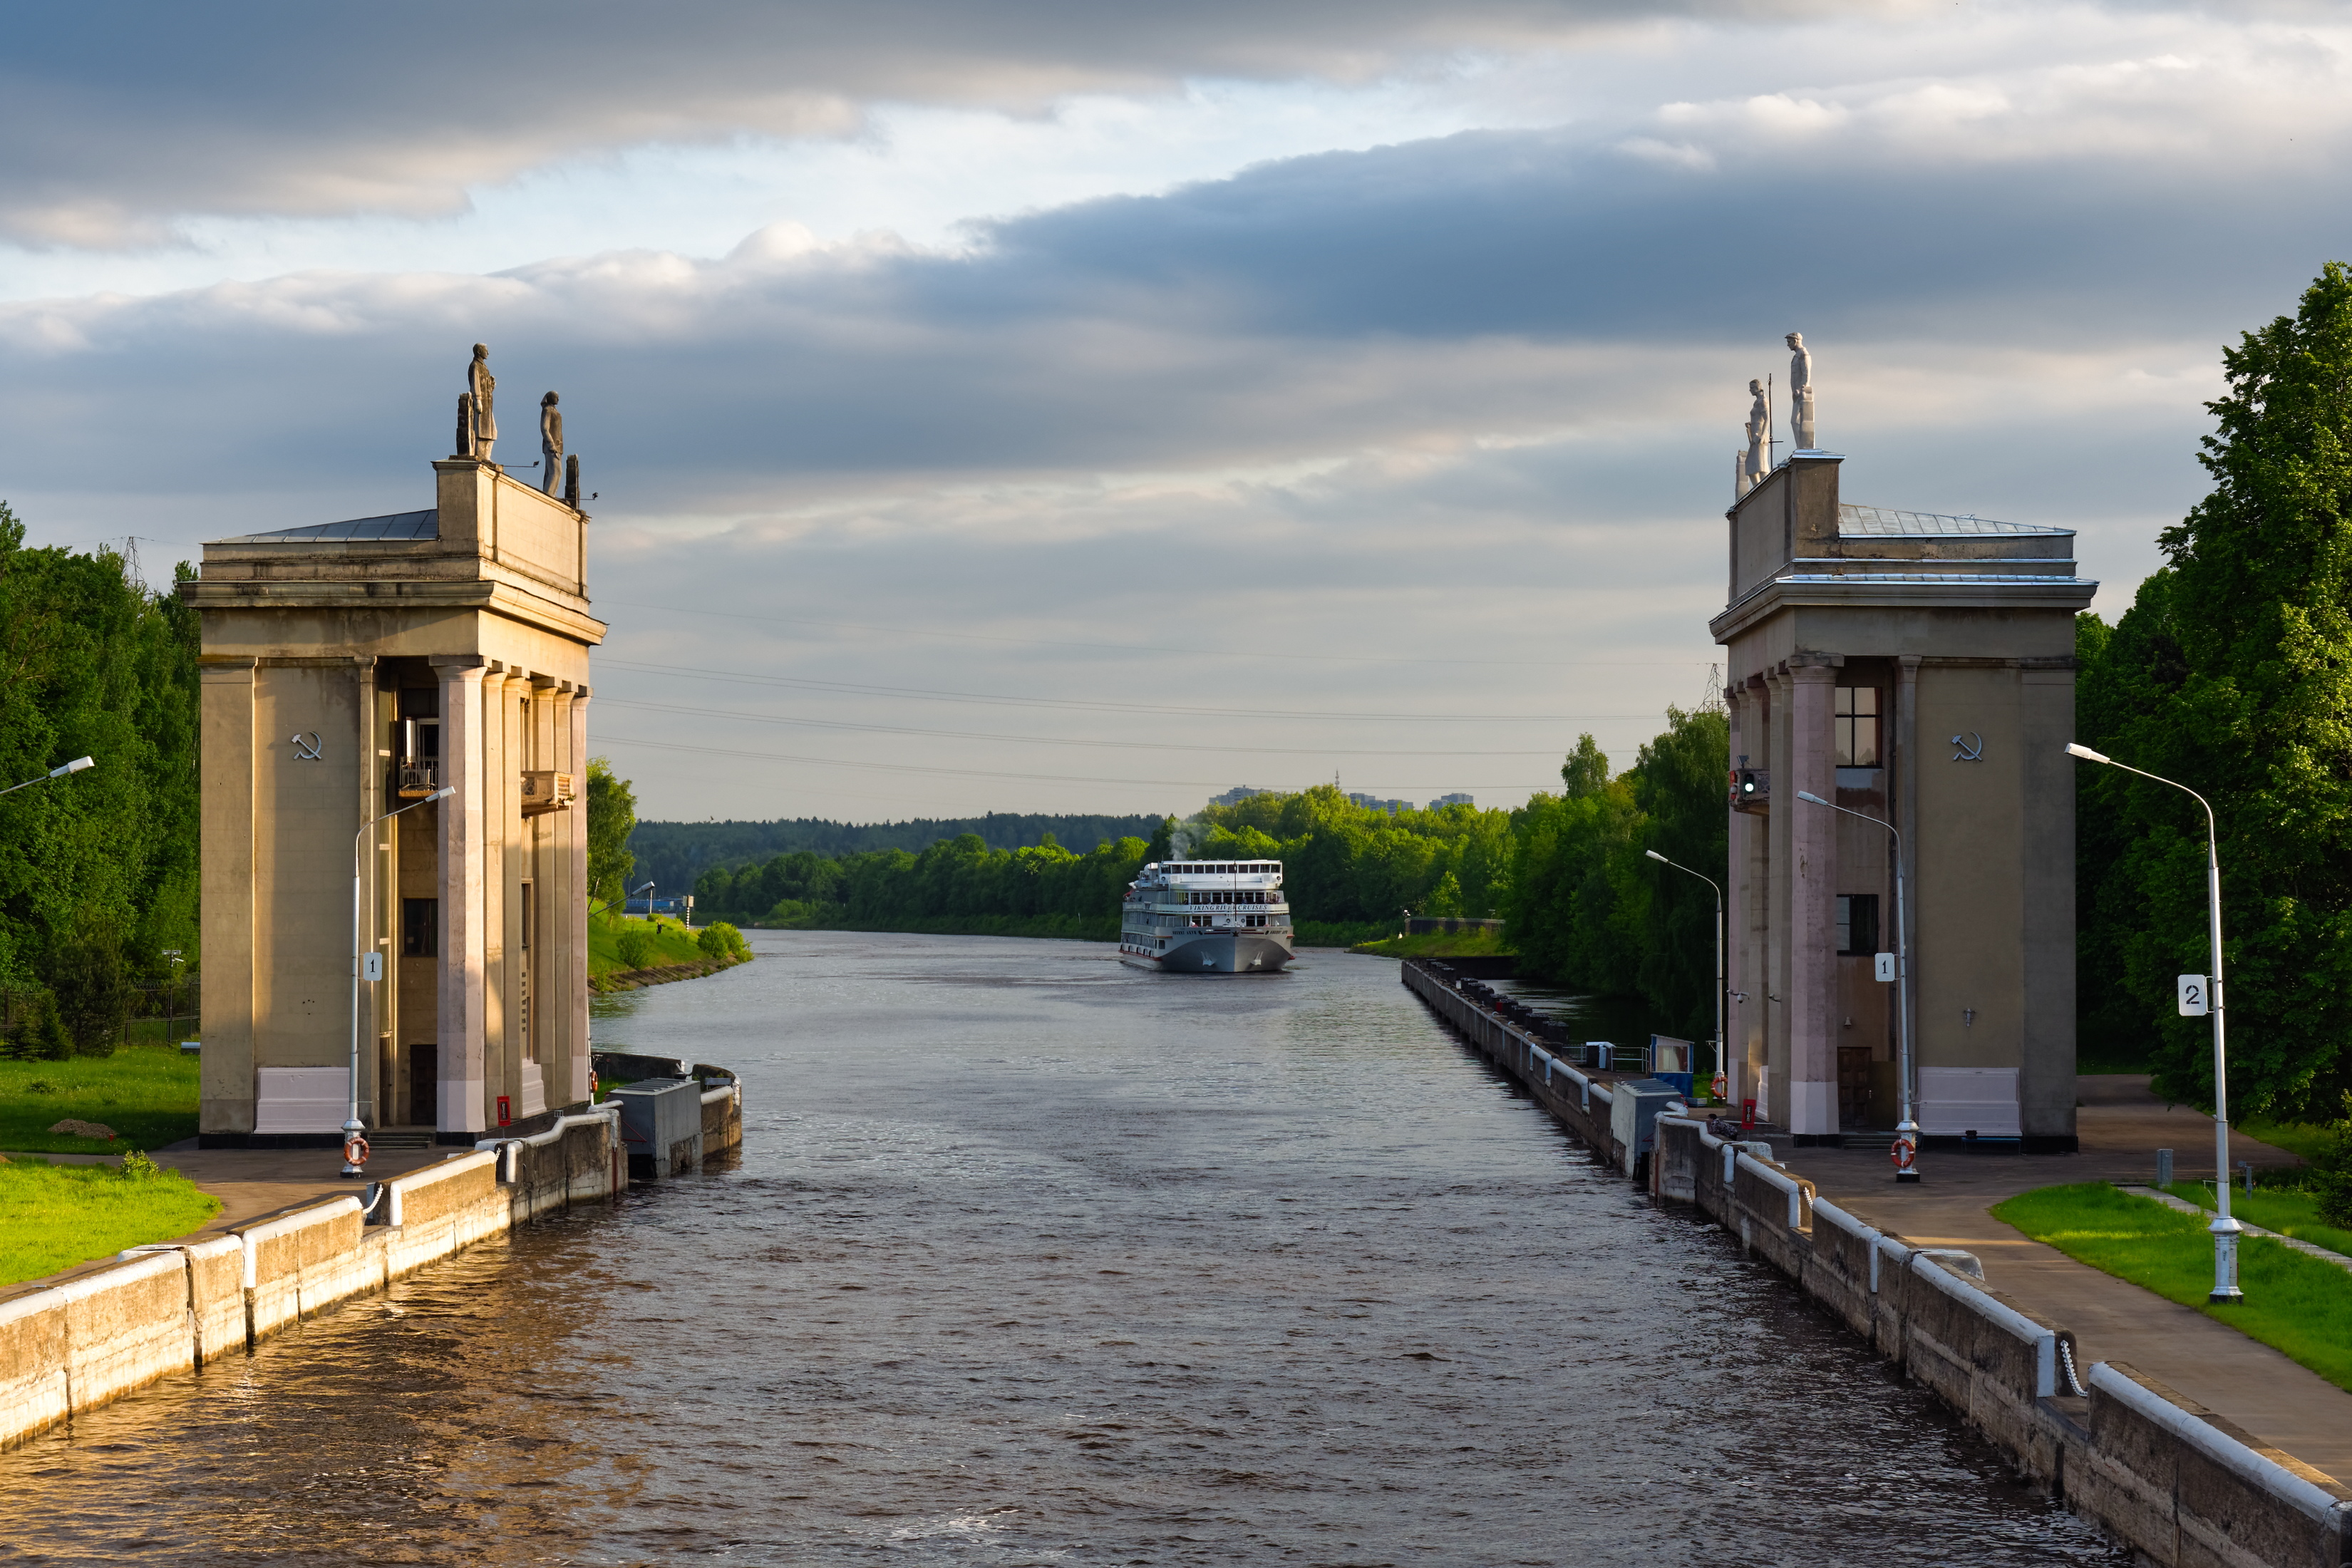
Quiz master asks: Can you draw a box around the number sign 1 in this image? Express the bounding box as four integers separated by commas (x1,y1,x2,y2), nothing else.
1874,952,1895,984
2177,974,2208,1017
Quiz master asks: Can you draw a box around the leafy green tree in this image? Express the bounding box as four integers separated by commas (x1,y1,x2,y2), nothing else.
1629,706,1730,1041
585,758,636,914
2081,263,2352,1113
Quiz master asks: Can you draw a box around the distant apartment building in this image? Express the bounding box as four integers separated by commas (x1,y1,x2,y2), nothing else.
1711,452,2092,1150
1430,793,1475,808
1210,786,1269,807
185,357,602,1145
1346,793,1415,815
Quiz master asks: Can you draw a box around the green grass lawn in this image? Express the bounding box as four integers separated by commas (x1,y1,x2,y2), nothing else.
2239,1116,2334,1167
588,911,712,982
0,1157,220,1286
1993,1182,2352,1393
2160,1180,2352,1259
0,1045,200,1154
1350,929,1516,959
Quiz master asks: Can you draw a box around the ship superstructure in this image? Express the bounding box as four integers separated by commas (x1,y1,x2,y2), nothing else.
1120,859,1295,973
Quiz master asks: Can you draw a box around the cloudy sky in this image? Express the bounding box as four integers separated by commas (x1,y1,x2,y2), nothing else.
4,2,2345,824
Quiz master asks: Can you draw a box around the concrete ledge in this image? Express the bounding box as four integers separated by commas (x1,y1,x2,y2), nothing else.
1396,957,2347,1568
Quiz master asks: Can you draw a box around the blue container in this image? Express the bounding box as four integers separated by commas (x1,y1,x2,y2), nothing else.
1652,1071,1694,1099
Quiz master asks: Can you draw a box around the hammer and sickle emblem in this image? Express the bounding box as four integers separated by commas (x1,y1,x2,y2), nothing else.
1950,731,1984,762
290,732,324,761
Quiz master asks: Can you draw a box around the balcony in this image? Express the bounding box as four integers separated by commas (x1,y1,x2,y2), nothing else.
396,759,439,798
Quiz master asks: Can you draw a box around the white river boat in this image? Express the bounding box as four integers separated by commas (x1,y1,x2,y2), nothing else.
1119,859,1295,974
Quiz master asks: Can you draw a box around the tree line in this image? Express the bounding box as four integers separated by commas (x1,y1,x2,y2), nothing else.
681,720,1732,1046
627,812,1165,896
0,509,200,1057
2073,263,2352,1118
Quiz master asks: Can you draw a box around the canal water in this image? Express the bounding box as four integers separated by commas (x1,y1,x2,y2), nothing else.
0,932,2120,1565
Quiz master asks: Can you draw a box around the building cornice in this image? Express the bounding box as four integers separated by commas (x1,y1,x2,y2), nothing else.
1709,573,2098,644
178,575,607,646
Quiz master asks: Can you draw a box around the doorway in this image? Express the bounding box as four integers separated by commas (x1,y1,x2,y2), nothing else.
408,1041,439,1128
1837,1046,1874,1129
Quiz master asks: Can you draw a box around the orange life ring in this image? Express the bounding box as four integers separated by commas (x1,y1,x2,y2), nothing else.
344,1134,371,1167
1890,1134,1917,1172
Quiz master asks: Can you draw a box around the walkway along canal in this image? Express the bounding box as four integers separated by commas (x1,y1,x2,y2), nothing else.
1403,956,2352,1568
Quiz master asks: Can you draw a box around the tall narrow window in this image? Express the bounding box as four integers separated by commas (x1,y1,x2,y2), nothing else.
402,897,439,957
1835,894,1881,956
1834,686,1880,767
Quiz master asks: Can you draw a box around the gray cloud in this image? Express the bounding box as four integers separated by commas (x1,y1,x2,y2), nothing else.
0,0,1867,247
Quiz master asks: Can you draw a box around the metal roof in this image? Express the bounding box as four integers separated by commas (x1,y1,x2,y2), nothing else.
214,508,438,545
1838,504,2070,537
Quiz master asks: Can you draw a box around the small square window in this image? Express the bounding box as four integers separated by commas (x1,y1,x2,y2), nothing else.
1835,894,1880,956
402,897,439,958
1835,686,1880,767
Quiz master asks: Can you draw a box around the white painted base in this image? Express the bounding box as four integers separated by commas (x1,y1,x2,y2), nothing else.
1790,1078,1839,1135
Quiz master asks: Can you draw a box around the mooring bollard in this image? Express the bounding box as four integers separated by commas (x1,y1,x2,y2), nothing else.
2156,1147,2173,1188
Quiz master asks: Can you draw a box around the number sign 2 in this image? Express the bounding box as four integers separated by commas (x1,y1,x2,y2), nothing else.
2177,974,2209,1017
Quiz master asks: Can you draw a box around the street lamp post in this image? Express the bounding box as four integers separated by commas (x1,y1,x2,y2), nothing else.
0,755,94,798
1644,849,1724,1102
2065,742,2242,1302
1794,790,1919,1182
347,786,455,1177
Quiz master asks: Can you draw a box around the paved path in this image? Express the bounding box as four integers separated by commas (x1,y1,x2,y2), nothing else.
1778,1076,2352,1482
0,1140,462,1305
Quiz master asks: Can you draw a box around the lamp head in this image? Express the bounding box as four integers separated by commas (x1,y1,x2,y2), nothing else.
51,756,93,777
2065,743,2110,764
430,786,456,801
1795,790,1830,806
1645,850,1668,863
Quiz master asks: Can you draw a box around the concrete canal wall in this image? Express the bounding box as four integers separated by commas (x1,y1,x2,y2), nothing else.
1402,958,2352,1568
0,1080,739,1453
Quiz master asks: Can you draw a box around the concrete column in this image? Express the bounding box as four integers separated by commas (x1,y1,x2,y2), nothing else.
199,659,258,1135
483,669,516,1123
354,660,380,1125
435,658,489,1138
2018,662,2078,1143
543,686,573,1108
1740,676,1772,1109
1764,666,1791,1125
1897,654,1923,1135
1788,658,1840,1135
1725,679,1753,1099
567,691,592,1106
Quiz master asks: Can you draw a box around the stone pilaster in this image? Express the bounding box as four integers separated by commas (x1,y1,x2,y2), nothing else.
199,660,258,1134
567,691,592,1106
435,658,490,1137
1763,666,1791,1124
1788,658,1840,1135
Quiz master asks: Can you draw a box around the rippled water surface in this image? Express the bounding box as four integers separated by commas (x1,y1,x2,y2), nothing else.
2,932,2120,1565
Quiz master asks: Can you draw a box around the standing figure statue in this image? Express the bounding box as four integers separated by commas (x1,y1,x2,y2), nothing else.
539,391,564,496
467,344,497,462
1786,331,1815,451
1743,377,1770,489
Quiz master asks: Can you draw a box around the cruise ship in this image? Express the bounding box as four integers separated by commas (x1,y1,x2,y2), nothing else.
1119,859,1295,973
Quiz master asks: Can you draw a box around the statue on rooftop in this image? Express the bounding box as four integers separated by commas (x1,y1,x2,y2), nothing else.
1743,377,1770,489
467,344,497,462
539,391,564,495
1787,331,1815,450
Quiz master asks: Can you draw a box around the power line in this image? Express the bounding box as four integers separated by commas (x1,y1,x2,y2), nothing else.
594,733,1558,793
593,658,1661,725
602,599,1713,671
593,695,1571,756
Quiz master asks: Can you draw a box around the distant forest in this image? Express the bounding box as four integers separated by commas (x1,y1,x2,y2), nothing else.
626,813,1167,896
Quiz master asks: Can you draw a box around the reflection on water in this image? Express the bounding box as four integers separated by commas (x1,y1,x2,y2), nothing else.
4,934,2119,1565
